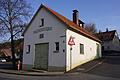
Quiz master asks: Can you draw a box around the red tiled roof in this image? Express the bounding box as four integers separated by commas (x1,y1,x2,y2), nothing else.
95,30,116,41
1,48,12,56
0,38,24,57
23,4,101,42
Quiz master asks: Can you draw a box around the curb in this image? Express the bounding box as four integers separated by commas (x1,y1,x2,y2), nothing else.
0,59,105,76
0,70,65,76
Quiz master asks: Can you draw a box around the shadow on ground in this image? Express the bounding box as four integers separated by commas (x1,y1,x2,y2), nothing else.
0,62,13,70
67,58,103,73
86,55,120,79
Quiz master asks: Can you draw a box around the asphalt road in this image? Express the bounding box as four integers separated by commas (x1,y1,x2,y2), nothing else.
0,56,120,80
0,62,13,69
0,72,119,80
87,56,120,79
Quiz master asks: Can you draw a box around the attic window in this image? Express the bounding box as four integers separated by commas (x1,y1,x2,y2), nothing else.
80,24,83,27
53,42,59,53
40,18,44,27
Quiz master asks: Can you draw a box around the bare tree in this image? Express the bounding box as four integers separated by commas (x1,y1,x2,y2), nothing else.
0,0,31,69
85,23,97,34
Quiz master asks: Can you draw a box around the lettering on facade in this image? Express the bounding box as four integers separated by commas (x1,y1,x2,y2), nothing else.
33,27,52,34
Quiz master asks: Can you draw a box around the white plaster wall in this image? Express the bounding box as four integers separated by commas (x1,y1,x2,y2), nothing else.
111,36,120,51
103,36,120,51
102,41,111,50
23,7,67,68
66,29,101,71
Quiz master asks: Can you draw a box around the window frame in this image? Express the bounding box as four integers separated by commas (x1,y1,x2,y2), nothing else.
80,43,84,54
40,18,44,27
55,42,59,51
26,45,30,54
53,42,59,53
39,33,44,39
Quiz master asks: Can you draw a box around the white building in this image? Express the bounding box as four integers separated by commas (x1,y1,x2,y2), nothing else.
22,4,101,72
96,29,120,55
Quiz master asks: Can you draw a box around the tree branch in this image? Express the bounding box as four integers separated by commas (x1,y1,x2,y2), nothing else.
0,18,10,31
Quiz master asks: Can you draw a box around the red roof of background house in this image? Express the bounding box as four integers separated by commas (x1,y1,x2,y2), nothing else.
1,48,12,56
23,4,101,42
95,30,116,41
0,38,23,57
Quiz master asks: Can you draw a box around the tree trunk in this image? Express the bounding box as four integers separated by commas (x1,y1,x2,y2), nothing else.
11,32,16,70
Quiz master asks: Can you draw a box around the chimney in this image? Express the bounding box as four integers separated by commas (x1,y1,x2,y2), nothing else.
73,10,79,25
99,30,101,33
106,28,109,32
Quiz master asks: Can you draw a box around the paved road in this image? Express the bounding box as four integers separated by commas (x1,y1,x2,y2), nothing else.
87,56,120,79
0,72,119,80
0,56,120,80
0,62,12,69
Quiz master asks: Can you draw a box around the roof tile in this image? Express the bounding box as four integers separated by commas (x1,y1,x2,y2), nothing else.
95,30,116,41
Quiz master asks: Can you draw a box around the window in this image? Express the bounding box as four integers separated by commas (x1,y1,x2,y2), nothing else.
55,42,59,51
102,46,104,51
53,42,59,53
40,18,44,27
80,43,84,54
39,34,44,39
107,46,110,49
26,45,30,54
80,24,83,27
96,44,100,55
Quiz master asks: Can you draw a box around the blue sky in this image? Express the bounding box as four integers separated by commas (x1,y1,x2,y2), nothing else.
27,0,120,36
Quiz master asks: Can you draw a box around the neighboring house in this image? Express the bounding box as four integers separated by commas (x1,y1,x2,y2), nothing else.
0,38,24,59
119,39,120,46
96,29,120,54
0,42,11,57
22,4,101,72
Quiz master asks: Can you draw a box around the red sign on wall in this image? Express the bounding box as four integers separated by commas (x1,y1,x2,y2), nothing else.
68,36,75,46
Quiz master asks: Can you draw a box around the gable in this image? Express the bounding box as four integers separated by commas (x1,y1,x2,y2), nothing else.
23,6,67,38
23,4,101,43
112,33,120,44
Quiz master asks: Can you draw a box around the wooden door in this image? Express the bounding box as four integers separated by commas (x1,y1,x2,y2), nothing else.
34,43,49,70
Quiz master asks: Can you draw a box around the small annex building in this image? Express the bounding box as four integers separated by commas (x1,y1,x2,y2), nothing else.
22,4,101,72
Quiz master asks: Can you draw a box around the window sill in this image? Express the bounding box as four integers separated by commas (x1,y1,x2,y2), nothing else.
80,53,84,55
53,51,59,53
26,52,30,54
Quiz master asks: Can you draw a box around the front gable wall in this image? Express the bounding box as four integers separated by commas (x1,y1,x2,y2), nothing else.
23,7,67,69
24,8,67,39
